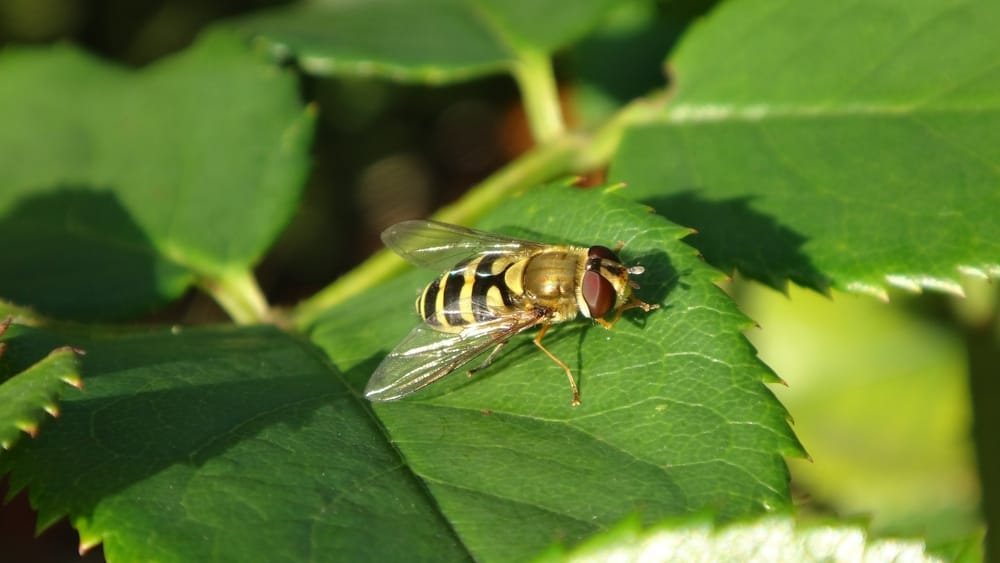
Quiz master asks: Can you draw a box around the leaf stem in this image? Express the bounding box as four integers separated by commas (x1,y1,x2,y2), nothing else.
511,50,565,144
432,134,579,224
199,270,269,324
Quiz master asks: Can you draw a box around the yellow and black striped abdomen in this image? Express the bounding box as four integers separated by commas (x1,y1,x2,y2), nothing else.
416,253,527,332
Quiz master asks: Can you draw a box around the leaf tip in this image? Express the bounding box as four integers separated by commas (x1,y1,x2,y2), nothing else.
893,274,966,297
958,264,1000,280
62,374,84,390
79,537,102,556
783,442,811,462
16,420,39,437
50,345,86,359
845,281,890,303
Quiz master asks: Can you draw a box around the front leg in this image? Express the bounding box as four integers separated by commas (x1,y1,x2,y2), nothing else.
596,295,659,330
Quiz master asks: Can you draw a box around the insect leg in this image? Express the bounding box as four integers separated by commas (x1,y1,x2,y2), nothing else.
533,323,580,406
467,341,509,377
596,295,660,330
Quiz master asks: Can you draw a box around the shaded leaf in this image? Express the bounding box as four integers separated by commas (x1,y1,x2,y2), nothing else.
610,0,1000,298
236,0,618,82
310,184,803,561
0,325,465,561
0,29,314,320
568,0,716,127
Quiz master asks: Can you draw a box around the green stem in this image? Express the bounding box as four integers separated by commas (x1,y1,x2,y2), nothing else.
511,50,564,144
432,134,579,224
199,269,269,325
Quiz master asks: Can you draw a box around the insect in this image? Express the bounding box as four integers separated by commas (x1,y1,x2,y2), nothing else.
364,220,658,406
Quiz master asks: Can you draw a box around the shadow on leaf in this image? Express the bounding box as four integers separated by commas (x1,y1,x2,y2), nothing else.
645,191,832,293
0,326,396,532
0,188,191,321
572,0,720,109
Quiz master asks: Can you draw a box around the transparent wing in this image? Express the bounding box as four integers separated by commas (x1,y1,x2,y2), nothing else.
382,220,546,270
364,310,544,402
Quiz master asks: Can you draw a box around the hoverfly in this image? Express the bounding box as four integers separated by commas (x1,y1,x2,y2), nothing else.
364,220,658,406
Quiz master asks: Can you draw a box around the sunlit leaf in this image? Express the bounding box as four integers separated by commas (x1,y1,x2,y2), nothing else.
611,0,1000,298
311,184,803,561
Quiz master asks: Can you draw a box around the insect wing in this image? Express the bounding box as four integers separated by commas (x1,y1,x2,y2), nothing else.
382,220,545,270
365,310,543,402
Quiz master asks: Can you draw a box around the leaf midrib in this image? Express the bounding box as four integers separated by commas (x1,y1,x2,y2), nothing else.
662,102,1000,124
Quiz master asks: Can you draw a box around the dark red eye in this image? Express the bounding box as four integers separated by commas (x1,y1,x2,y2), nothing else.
588,245,619,263
582,270,615,318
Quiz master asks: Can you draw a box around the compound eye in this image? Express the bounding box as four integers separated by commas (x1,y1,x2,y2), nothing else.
588,245,620,264
582,270,615,318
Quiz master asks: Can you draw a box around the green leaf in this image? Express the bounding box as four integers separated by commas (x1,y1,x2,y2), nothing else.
568,0,714,127
0,325,466,561
310,184,804,562
610,0,1000,298
0,320,82,451
0,300,38,324
537,514,942,563
0,29,314,320
236,0,618,82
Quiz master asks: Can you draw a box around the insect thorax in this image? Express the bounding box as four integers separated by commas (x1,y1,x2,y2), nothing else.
520,249,583,322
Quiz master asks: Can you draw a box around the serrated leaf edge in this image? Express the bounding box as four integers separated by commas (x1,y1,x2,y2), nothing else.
0,346,84,451
541,514,942,563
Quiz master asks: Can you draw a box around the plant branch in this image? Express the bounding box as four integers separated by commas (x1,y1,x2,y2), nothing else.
199,270,270,324
511,50,565,144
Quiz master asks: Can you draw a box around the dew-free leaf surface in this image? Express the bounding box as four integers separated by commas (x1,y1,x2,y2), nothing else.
0,30,313,320
235,0,617,82
611,0,1000,298
310,185,804,561
0,321,82,452
0,325,465,562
